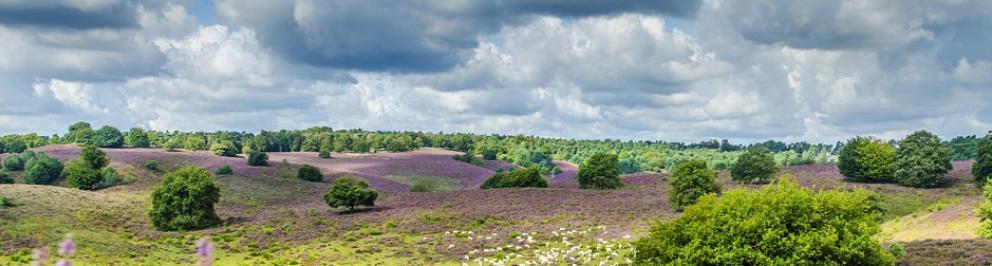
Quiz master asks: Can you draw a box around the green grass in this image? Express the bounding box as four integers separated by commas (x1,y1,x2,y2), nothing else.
387,174,462,192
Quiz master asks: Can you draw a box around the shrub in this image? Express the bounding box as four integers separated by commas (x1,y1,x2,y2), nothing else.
411,179,440,192
210,141,238,157
324,175,378,211
297,164,323,182
319,148,332,159
79,145,109,169
619,158,641,174
23,153,63,185
149,166,221,231
978,181,992,238
0,169,12,184
482,149,498,160
730,147,778,184
576,153,623,189
669,159,721,211
974,132,992,182
145,160,159,171
66,160,101,190
92,125,124,148
838,136,896,182
98,167,119,188
633,177,894,265
246,151,269,166
0,196,10,207
3,154,24,171
453,151,484,166
124,128,150,148
894,130,952,188
163,137,182,151
480,168,548,189
214,165,233,175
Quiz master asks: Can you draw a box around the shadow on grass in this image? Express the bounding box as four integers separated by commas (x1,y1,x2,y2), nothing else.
336,206,387,215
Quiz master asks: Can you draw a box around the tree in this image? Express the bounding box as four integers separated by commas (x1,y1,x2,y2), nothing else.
91,126,124,148
185,135,207,150
0,169,12,184
79,145,109,170
324,175,378,211
318,136,333,158
214,165,233,175
209,140,238,157
23,153,63,185
65,159,101,190
297,164,323,182
730,147,778,184
978,181,992,238
124,128,150,148
246,151,268,166
149,166,221,231
480,168,548,189
974,132,992,182
669,159,721,211
66,121,94,144
894,130,952,188
838,136,896,182
576,153,623,189
164,136,182,151
633,178,894,265
3,154,24,171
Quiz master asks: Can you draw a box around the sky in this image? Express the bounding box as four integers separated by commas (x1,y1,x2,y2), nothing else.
0,0,990,143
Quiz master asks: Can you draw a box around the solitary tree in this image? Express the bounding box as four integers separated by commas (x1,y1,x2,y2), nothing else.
838,136,896,182
246,151,269,166
66,159,101,190
730,147,778,184
297,164,323,182
894,130,952,188
974,132,992,182
669,159,721,211
324,175,377,211
149,166,221,231
210,140,238,157
576,153,623,189
91,126,124,148
480,168,548,189
79,145,109,170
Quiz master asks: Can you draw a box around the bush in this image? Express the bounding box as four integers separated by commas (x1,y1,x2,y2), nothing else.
23,153,63,185
480,168,548,189
214,165,233,175
324,175,378,211
838,136,896,182
894,130,952,188
730,147,778,184
92,125,124,148
453,151,484,166
98,167,119,188
79,145,109,169
577,153,623,189
246,151,268,166
0,196,10,207
411,179,440,192
3,154,24,171
669,159,721,211
978,181,992,238
149,166,221,231
124,128,150,148
633,178,894,265
163,137,182,151
482,149,498,160
974,132,992,182
319,148,332,159
145,160,159,171
66,160,101,190
297,164,323,182
0,169,12,184
210,141,238,157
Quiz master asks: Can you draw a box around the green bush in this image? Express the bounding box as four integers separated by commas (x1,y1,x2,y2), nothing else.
145,160,159,171
3,154,24,171
730,147,778,184
79,145,109,169
92,125,124,148
149,166,221,231
633,177,894,265
98,167,119,188
482,149,498,160
894,130,952,188
23,153,63,185
163,137,182,151
0,169,12,184
480,168,548,189
576,153,622,189
0,196,10,207
411,179,440,192
668,159,721,211
974,132,992,182
214,165,233,175
124,127,151,148
453,151,484,166
324,175,378,211
319,148,332,159
246,151,269,166
838,136,896,182
978,181,992,238
297,164,323,182
210,141,238,157
66,159,101,190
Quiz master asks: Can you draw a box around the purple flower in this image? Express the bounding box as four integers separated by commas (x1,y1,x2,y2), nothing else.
196,238,213,266
58,235,76,257
55,259,71,266
31,247,49,266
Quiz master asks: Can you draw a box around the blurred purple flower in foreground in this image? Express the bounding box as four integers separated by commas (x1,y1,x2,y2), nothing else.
31,247,48,266
58,235,76,256
196,238,214,266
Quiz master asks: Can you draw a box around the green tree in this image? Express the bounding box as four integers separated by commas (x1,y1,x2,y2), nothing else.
480,168,548,189
633,178,894,265
66,121,94,144
164,136,183,151
974,132,992,182
79,145,109,169
246,151,269,166
576,153,623,189
184,135,207,150
23,153,63,185
894,130,952,188
669,159,721,211
324,175,378,211
124,128,151,147
149,166,221,231
730,147,778,184
978,181,992,238
0,169,12,184
838,136,896,182
209,140,238,157
65,159,101,190
319,135,333,158
92,125,124,148
3,154,24,171
297,164,323,182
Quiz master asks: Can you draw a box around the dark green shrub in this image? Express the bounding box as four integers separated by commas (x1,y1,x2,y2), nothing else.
98,167,119,188
324,175,377,211
210,141,238,157
453,151,484,166
79,145,109,169
974,132,992,182
894,130,952,188
480,168,548,189
23,153,63,185
482,149,498,160
633,178,894,265
619,158,641,174
669,159,721,211
411,179,440,192
730,147,778,184
3,154,24,171
838,136,896,182
149,166,221,231
297,164,323,182
0,169,12,184
319,148,332,159
92,125,124,148
214,165,233,175
145,160,159,171
124,128,150,148
246,151,268,166
66,159,101,190
0,196,10,207
576,153,622,189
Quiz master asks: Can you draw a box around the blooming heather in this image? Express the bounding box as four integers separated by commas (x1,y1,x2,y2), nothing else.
196,238,214,266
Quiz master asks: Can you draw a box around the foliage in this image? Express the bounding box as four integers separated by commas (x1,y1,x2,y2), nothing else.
23,153,63,185
79,145,109,169
163,136,182,151
209,140,238,157
66,159,102,190
730,147,778,184
618,158,641,174
0,168,11,184
482,149,498,160
668,159,720,211
410,179,440,192
948,135,979,161
504,149,558,174
452,151,484,166
837,136,896,182
973,132,992,182
324,175,378,211
92,126,124,148
576,153,622,189
3,154,24,171
124,128,150,148
0,196,9,207
145,160,159,171
246,151,269,166
633,178,895,265
480,168,548,189
297,164,323,182
894,130,952,188
66,121,94,144
149,166,221,231
214,165,233,175
978,181,992,238
97,167,120,188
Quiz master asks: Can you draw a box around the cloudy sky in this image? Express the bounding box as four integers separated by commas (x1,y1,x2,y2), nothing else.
1,0,990,143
